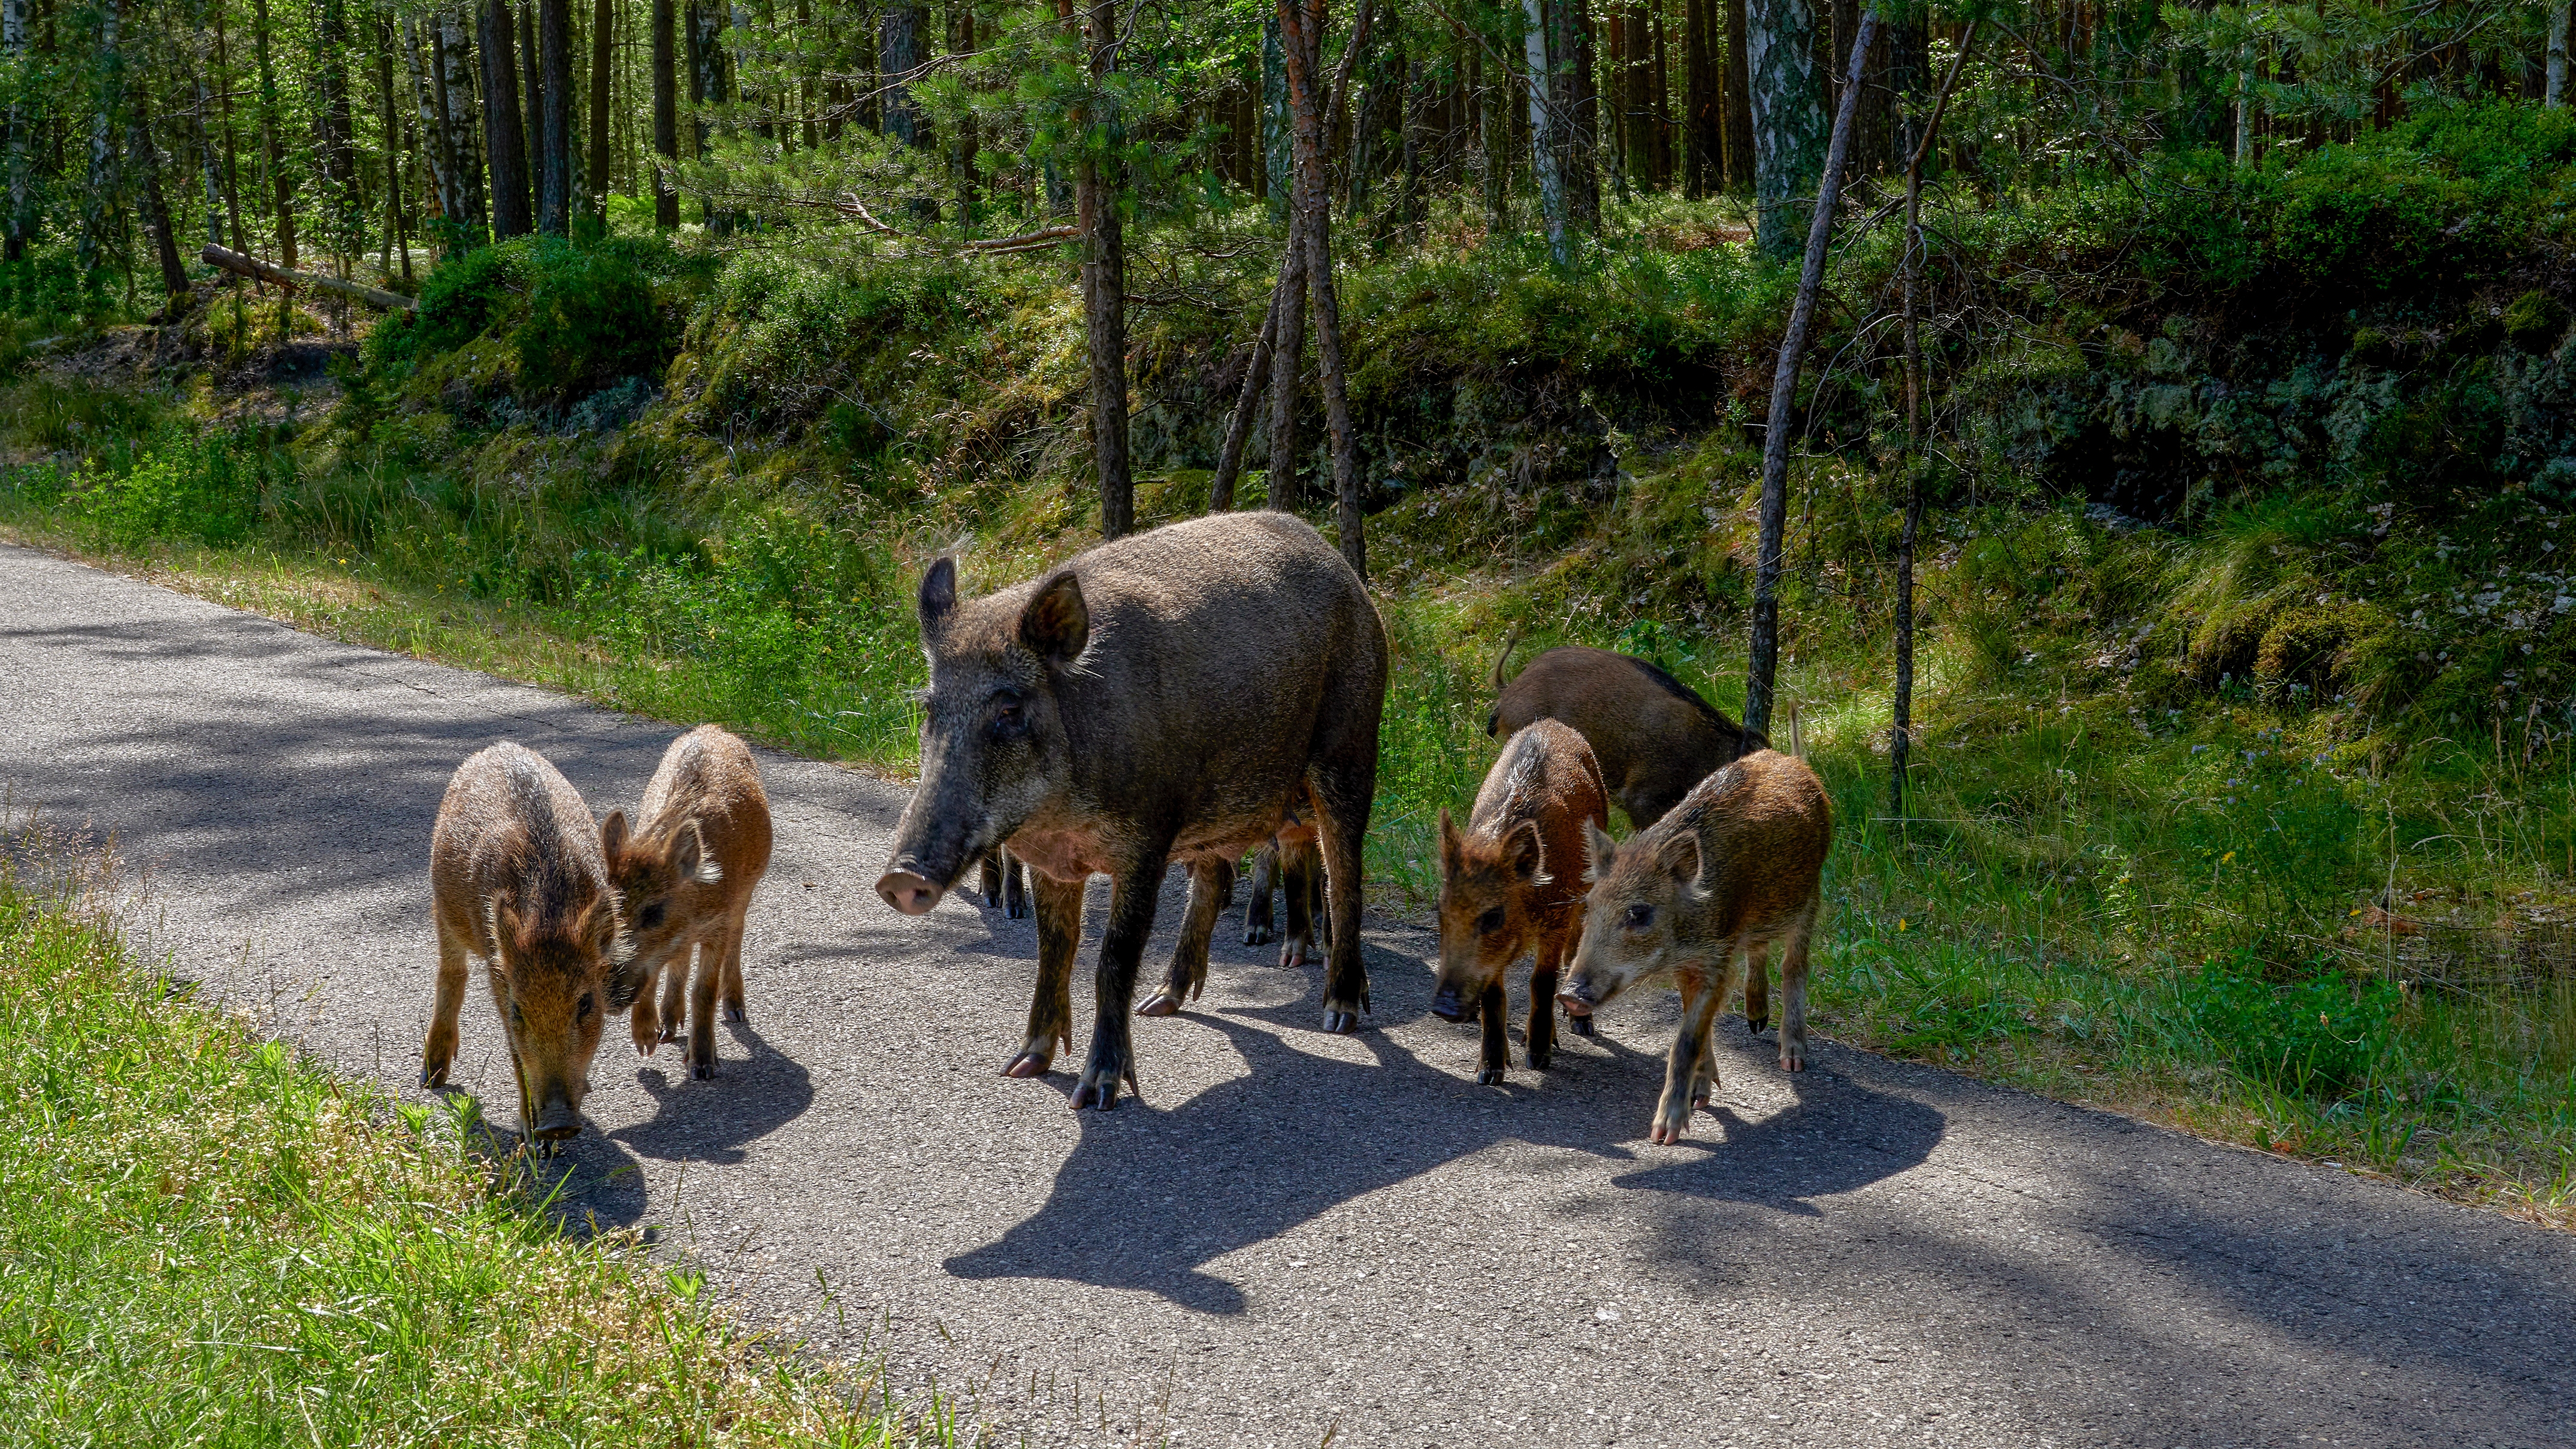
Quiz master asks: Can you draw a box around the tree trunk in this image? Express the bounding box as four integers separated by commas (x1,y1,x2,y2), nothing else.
1522,0,1566,262
318,0,359,253
131,95,187,299
589,0,613,218
439,8,487,237
482,0,534,235
948,2,979,216
1262,14,1292,221
1069,0,1131,539
881,3,925,147
1745,0,1822,256
405,19,456,234
540,0,573,230
1210,247,1295,513
77,0,116,276
1278,0,1364,579
1561,0,1598,233
2553,1,2569,107
652,0,677,225
1722,0,1752,190
521,2,545,189
3,0,27,262
1744,5,1874,737
1891,22,1970,817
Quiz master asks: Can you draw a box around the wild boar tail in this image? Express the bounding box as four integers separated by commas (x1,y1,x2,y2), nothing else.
1487,624,1522,695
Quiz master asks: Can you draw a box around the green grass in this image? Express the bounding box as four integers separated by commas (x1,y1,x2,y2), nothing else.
0,849,936,1445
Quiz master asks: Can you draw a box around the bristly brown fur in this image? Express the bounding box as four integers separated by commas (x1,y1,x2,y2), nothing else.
1486,645,1765,830
1562,749,1832,1145
602,725,774,1081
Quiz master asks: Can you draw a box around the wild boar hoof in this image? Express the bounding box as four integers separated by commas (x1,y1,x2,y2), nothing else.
1321,1007,1362,1034
658,1024,681,1045
1567,1014,1597,1038
1244,924,1275,946
1136,991,1183,1018
1002,1051,1051,1078
633,1040,654,1058
1072,1078,1121,1111
722,1003,747,1025
1476,1066,1507,1087
1007,899,1030,920
1743,1014,1770,1037
691,1058,715,1081
1527,1045,1553,1070
419,1064,448,1088
1779,1044,1806,1072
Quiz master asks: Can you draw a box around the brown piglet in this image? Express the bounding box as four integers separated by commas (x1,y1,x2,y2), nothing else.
1558,749,1832,1145
1487,639,1764,831
603,725,775,1081
424,741,645,1151
1432,719,1609,1085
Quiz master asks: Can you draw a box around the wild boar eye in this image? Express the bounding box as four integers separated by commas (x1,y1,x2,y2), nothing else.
509,1001,526,1027
1623,903,1655,931
637,901,667,931
988,703,1028,742
1477,907,1506,936
578,994,597,1021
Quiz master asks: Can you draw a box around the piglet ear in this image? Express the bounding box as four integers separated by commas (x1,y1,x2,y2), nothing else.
1437,808,1462,875
1656,829,1703,888
1583,819,1618,883
1505,819,1546,883
1020,572,1090,665
918,556,959,631
672,819,722,885
600,809,629,860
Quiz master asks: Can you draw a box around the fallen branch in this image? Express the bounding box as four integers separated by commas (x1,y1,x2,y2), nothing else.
832,192,1076,253
200,244,416,311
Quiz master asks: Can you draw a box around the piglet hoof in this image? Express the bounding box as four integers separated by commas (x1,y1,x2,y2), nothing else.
722,1003,748,1026
1136,991,1183,1018
1007,900,1029,920
419,1064,448,1089
633,1040,655,1059
1321,1007,1362,1034
1567,1014,1597,1038
1002,1051,1051,1079
1476,1066,1507,1087
691,1058,714,1082
1743,1014,1770,1037
1779,1041,1807,1072
1528,1045,1553,1072
658,1024,681,1045
1244,924,1276,946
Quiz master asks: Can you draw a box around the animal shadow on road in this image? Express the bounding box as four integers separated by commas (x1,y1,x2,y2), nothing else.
944,963,1946,1312
611,1022,817,1166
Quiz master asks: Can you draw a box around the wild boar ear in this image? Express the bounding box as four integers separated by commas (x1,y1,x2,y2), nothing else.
1505,820,1546,884
1656,829,1703,888
1020,572,1090,666
1583,819,1618,883
670,819,722,885
918,556,959,631
1437,808,1462,873
600,809,629,861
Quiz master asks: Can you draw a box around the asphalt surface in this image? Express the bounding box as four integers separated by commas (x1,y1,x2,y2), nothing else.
5,540,2573,1448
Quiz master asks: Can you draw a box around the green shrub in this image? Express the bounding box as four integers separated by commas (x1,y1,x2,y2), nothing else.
2182,960,2399,1099
512,238,670,402
71,431,280,549
2254,601,2385,694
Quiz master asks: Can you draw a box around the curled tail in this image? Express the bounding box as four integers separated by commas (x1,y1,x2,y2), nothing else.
1483,625,1523,736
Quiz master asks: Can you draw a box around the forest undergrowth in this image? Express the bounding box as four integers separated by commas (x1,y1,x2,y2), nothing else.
8,122,2576,1229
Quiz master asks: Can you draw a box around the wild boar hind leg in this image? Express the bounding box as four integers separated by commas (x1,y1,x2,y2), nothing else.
1074,845,1172,1111
1308,772,1375,1035
1140,857,1234,1017
718,897,751,1025
1776,899,1818,1072
1005,872,1088,1079
1242,841,1280,945
1525,931,1566,1072
1741,939,1771,1038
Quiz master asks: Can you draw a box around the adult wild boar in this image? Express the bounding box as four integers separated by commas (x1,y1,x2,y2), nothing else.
423,742,645,1150
602,725,775,1080
874,512,1389,1109
1487,637,1765,830
1558,750,1831,1145
1431,719,1609,1084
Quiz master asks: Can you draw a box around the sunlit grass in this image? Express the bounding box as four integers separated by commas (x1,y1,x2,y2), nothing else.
0,850,938,1444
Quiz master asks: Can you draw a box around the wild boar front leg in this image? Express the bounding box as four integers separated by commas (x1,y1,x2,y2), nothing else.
1280,837,1323,967
1075,845,1172,1111
656,941,690,1045
686,915,734,1080
1777,899,1818,1072
1006,873,1087,1078
1141,857,1232,1017
1476,980,1510,1085
1652,966,1727,1145
1526,930,1566,1072
630,956,666,1057
1310,767,1374,1035
421,922,471,1088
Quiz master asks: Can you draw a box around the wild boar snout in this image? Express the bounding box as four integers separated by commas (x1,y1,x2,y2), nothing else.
1429,981,1480,1022
877,868,943,915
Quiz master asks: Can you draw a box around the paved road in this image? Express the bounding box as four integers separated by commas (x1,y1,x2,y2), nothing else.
5,541,2572,1448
